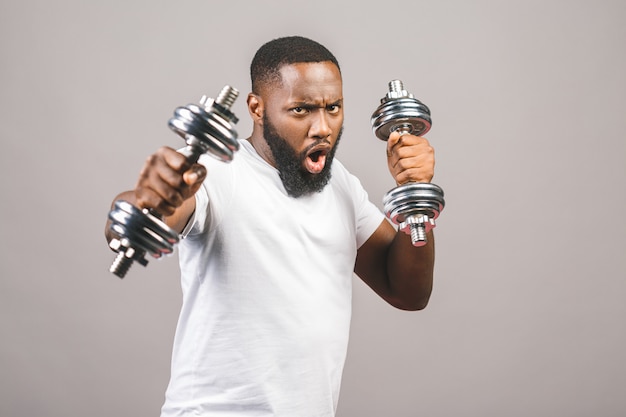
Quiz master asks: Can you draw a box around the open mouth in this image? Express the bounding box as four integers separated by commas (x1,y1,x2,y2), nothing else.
304,146,330,174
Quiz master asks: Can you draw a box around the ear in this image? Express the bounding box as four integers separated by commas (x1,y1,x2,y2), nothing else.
247,93,264,124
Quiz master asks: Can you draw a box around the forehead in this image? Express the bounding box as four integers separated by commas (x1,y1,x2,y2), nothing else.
271,62,343,102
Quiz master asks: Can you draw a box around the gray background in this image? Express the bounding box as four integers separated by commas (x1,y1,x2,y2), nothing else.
1,0,625,416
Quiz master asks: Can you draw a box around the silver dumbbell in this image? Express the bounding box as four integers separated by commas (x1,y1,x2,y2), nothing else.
108,85,240,278
371,80,445,246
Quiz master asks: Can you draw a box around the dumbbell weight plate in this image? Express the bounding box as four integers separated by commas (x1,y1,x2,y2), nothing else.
383,183,445,225
371,97,432,141
168,103,239,163
108,200,179,258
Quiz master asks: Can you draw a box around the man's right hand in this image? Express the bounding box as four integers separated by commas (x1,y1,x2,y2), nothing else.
134,146,207,216
105,146,207,243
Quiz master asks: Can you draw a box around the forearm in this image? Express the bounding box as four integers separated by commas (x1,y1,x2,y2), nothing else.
386,230,435,310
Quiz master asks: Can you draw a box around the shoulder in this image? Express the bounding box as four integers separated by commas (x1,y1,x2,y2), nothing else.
330,158,367,194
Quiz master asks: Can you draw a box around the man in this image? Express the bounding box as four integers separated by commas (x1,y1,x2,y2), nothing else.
106,35,437,416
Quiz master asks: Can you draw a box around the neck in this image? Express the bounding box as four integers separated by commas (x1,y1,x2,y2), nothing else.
246,132,276,168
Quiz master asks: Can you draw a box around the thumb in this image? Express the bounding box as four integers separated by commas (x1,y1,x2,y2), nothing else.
386,131,404,157
182,164,207,186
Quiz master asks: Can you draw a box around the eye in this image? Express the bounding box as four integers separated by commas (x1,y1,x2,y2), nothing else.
292,106,309,115
327,103,341,114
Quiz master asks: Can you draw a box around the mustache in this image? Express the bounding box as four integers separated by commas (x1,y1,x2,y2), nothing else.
300,138,331,157
299,126,344,159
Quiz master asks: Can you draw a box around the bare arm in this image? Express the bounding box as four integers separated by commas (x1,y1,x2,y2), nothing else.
354,131,437,311
355,221,434,311
104,146,206,243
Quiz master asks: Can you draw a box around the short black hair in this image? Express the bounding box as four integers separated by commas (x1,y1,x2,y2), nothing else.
250,35,341,94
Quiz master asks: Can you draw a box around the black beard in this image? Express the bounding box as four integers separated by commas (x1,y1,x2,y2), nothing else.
263,115,342,198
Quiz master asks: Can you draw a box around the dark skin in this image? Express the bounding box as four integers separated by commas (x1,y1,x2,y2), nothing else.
105,61,436,311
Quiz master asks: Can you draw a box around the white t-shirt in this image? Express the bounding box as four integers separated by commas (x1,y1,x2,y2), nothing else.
161,140,384,417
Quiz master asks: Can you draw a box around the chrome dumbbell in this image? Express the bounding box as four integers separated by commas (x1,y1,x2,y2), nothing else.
108,85,240,278
371,80,445,246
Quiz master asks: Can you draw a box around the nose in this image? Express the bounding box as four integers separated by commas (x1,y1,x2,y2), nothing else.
310,109,332,139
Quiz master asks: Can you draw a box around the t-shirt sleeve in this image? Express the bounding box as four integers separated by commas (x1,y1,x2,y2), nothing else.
354,182,386,248
180,181,210,238
334,161,386,248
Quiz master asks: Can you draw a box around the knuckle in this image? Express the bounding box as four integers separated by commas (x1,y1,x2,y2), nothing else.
166,189,183,206
145,152,161,167
134,190,153,210
145,153,156,163
396,159,411,171
157,203,175,217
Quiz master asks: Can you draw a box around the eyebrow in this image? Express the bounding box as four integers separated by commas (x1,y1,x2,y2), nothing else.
290,99,343,108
